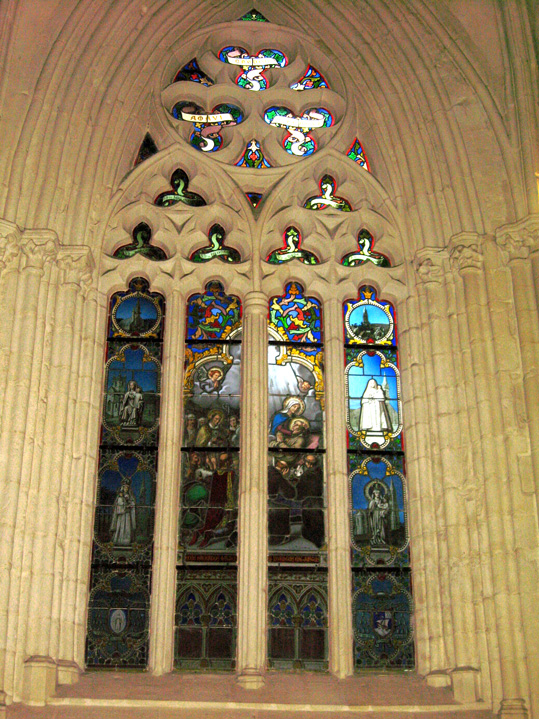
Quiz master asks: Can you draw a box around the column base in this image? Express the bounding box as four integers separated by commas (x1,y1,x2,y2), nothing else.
23,655,57,705
498,698,528,719
237,670,265,689
450,667,480,703
426,670,451,688
56,659,81,686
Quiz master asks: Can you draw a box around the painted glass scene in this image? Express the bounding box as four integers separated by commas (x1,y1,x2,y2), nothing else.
218,46,287,91
353,571,414,669
264,106,333,157
268,570,328,671
343,287,396,345
349,455,409,568
175,569,237,670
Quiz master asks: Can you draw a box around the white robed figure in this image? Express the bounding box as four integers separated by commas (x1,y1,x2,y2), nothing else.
120,381,144,427
110,480,136,545
359,378,392,436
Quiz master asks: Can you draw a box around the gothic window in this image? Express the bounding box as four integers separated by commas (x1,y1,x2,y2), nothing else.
86,278,165,667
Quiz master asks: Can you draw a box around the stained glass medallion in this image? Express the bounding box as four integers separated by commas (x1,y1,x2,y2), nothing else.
236,139,271,168
190,224,241,263
113,222,167,261
349,454,409,568
219,46,287,91
134,133,158,166
172,102,243,153
341,230,390,268
266,226,319,265
291,66,329,91
264,106,334,157
353,570,414,668
347,138,370,170
304,175,352,211
238,8,268,21
173,57,214,86
155,168,206,208
343,286,396,346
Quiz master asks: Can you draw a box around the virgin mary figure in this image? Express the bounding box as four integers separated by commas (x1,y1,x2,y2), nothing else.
110,480,137,546
359,379,392,435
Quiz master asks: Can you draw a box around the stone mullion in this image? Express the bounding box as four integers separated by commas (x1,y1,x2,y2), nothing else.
0,236,56,703
399,288,447,676
236,291,268,688
444,269,496,706
449,235,528,719
323,296,353,678
60,287,105,671
149,287,185,675
416,252,480,697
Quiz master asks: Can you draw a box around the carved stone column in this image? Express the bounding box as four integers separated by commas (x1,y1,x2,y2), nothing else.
0,230,57,704
448,233,528,719
323,295,353,678
236,291,268,688
149,286,185,675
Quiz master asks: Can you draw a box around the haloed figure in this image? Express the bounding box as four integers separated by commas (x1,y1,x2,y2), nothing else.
120,380,144,427
110,480,136,546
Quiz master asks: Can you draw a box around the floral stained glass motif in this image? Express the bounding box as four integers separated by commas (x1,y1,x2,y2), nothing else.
155,169,206,208
172,102,243,153
349,454,409,568
269,282,322,343
236,139,271,168
246,192,262,208
175,569,237,669
291,66,329,91
134,133,158,166
186,281,241,341
264,106,334,157
238,8,269,21
341,230,390,267
219,46,287,91
304,175,352,211
347,138,370,170
173,57,214,86
266,226,319,265
87,278,165,668
113,222,167,261
190,224,241,264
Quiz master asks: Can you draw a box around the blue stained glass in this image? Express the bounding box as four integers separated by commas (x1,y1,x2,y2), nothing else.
172,102,243,153
246,192,262,208
343,287,396,346
109,278,164,339
268,283,322,343
236,139,271,168
186,281,241,341
219,46,287,91
173,58,214,86
264,106,333,157
291,66,329,91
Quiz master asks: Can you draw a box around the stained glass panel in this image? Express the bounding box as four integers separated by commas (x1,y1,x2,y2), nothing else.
268,570,328,670
291,66,328,91
236,139,271,168
172,102,243,153
134,133,158,166
269,283,322,343
113,222,167,261
87,278,164,669
346,138,370,170
186,281,241,341
190,224,241,264
341,230,390,268
155,168,206,208
173,58,214,86
343,287,396,346
266,226,319,265
175,569,237,670
304,175,352,211
264,106,333,157
246,192,262,208
238,8,268,21
218,47,287,91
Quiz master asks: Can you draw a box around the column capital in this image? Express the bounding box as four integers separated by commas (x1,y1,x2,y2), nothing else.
243,290,267,313
57,246,94,289
448,232,484,274
0,219,22,272
414,247,448,284
20,230,59,271
495,214,539,263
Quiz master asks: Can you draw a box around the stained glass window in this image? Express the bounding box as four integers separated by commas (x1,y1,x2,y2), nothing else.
172,102,243,153
236,139,271,168
304,175,352,211
266,226,319,265
344,286,413,669
267,283,327,670
238,8,268,22
155,168,206,208
175,281,242,669
341,229,390,267
86,278,165,668
173,58,214,86
290,66,328,91
346,138,370,170
134,133,158,166
264,107,333,157
218,47,287,91
190,224,241,264
113,222,167,261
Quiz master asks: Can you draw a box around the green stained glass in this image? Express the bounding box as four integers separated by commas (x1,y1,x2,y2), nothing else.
113,222,167,261
155,168,206,207
347,138,370,170
266,226,319,265
236,139,271,168
304,175,352,211
238,8,269,21
190,224,241,264
341,230,390,267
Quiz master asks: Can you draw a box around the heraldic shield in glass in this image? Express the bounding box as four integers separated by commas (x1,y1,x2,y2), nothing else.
87,278,165,668
344,286,413,670
267,283,328,670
